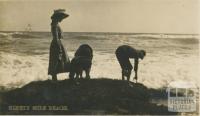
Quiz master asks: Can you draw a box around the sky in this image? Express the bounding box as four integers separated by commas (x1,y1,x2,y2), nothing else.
0,0,199,34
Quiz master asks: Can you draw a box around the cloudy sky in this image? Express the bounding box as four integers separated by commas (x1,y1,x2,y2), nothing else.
0,0,199,34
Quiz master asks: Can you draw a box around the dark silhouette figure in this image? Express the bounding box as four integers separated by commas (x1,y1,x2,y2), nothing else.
75,44,93,59
115,45,146,82
48,9,70,81
69,44,93,79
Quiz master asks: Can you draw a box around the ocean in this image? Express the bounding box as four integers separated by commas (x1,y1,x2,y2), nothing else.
0,32,199,89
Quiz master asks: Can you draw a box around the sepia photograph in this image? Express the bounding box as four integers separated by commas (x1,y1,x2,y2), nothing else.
0,0,199,115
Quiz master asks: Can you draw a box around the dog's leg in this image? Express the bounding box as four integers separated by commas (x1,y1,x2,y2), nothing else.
52,74,57,81
85,68,90,79
80,70,83,79
127,72,130,82
69,70,75,80
75,72,79,79
76,68,83,79
127,70,132,82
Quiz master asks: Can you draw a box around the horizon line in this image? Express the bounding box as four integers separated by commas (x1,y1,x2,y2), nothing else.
0,30,199,35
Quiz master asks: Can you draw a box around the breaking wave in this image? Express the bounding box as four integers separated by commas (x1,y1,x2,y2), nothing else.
0,32,199,89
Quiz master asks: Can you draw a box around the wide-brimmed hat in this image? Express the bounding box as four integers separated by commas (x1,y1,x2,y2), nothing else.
51,9,69,20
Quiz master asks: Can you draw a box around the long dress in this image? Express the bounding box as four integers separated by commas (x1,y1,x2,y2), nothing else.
48,23,70,75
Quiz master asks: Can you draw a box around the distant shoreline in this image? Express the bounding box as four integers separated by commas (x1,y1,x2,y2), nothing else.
0,31,199,35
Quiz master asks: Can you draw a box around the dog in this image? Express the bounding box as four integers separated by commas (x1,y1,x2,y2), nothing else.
75,44,93,59
69,44,93,79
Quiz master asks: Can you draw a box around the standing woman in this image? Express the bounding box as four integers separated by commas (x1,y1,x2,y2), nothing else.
48,9,70,81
